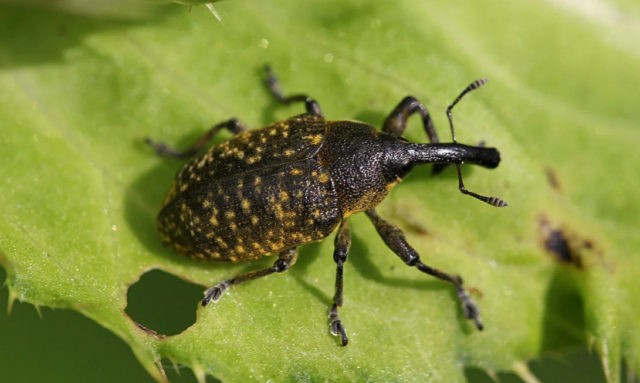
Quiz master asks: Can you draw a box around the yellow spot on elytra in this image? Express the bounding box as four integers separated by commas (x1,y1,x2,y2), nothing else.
251,242,262,250
234,245,245,254
241,199,251,211
290,168,303,176
269,241,284,251
284,149,295,157
225,211,236,219
295,190,303,198
312,209,321,218
285,210,297,219
274,204,284,220
202,199,211,208
269,128,277,136
229,223,237,231
215,237,228,249
318,172,330,183
251,215,259,225
280,191,289,202
254,177,262,186
305,218,315,226
304,134,322,145
209,214,219,226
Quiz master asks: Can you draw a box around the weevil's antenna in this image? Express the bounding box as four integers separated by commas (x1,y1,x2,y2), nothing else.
446,79,507,207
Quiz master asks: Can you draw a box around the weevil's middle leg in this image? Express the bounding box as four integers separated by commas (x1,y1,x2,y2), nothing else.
329,219,351,346
146,118,247,159
263,65,323,116
364,209,483,330
202,248,298,306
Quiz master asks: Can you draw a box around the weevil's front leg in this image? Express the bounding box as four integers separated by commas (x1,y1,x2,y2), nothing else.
146,118,247,159
364,209,483,330
329,219,351,346
383,96,439,143
263,65,323,117
202,248,298,306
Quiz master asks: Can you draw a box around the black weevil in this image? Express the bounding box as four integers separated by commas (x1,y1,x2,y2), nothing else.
146,66,506,346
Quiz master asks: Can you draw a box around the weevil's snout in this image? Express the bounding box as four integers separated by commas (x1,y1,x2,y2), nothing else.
472,146,500,169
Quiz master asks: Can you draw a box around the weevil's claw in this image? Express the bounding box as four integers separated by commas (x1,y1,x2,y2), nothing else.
330,319,349,346
328,304,349,346
202,282,229,306
456,287,484,331
462,300,484,330
456,285,484,330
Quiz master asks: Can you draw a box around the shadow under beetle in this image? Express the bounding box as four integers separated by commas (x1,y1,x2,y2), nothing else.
146,66,506,346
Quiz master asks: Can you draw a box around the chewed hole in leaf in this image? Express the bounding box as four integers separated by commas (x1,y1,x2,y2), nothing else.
125,269,203,336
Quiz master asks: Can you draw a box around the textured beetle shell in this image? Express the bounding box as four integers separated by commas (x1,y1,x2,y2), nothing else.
158,114,342,261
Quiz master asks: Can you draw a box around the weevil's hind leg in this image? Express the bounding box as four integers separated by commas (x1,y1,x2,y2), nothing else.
329,219,351,346
263,65,323,117
383,96,450,174
146,118,247,159
364,209,483,330
202,248,298,306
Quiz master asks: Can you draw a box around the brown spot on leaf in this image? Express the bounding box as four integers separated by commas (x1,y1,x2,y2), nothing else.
538,216,601,269
545,167,561,192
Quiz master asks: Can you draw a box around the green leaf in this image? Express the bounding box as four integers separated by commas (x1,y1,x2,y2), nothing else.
1,0,639,382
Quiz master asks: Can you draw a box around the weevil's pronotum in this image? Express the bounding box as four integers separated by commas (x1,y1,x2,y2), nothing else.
146,67,506,346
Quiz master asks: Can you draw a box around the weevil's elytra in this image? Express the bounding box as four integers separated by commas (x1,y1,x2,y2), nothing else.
146,66,506,346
